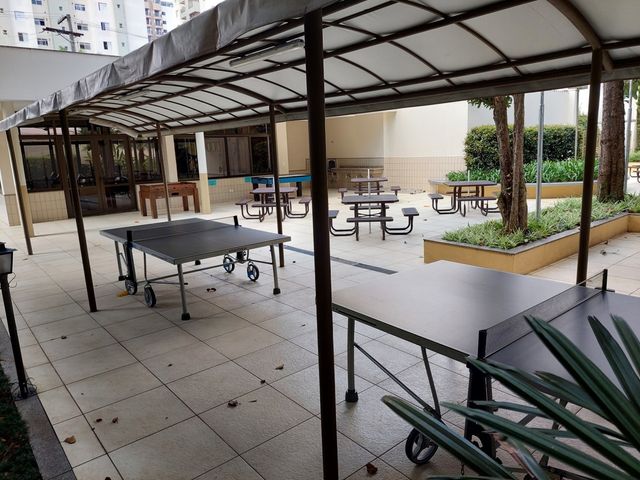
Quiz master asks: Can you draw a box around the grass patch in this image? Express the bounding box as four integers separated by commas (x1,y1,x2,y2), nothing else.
0,364,41,480
442,196,640,250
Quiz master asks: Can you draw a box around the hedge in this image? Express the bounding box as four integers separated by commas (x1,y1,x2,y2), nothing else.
464,125,581,170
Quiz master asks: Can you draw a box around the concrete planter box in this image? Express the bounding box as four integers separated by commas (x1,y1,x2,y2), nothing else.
424,213,640,275
433,181,596,199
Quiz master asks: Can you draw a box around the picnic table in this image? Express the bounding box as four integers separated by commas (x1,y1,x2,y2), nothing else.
629,163,640,182
341,193,397,240
248,186,311,220
351,176,387,194
429,180,498,216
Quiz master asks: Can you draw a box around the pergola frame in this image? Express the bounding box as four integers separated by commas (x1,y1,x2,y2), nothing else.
2,1,640,478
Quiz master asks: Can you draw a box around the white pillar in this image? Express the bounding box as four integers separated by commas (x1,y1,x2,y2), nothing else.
8,128,34,236
195,132,212,214
162,135,178,182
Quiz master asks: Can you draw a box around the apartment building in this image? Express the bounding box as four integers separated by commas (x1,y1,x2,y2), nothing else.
176,0,221,23
144,0,177,42
0,0,148,54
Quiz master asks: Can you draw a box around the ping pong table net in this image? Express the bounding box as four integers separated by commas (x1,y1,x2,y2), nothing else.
477,270,608,360
126,218,238,243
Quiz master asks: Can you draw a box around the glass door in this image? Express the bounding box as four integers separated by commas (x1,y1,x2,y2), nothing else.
73,141,103,215
100,139,135,212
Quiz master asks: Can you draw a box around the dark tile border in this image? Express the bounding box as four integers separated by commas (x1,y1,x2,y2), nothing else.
0,323,76,480
284,245,397,275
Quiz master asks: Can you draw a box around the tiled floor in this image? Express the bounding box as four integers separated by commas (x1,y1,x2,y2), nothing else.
2,185,640,479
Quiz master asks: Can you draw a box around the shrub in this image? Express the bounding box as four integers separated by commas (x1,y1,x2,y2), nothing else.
630,150,640,162
464,125,581,170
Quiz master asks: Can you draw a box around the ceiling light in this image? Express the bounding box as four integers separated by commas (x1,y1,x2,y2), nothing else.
229,39,305,68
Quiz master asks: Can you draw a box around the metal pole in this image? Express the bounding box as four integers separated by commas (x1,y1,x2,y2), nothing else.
625,79,633,194
304,9,339,480
1,273,29,398
269,105,285,267
576,50,602,284
536,91,544,219
156,123,172,221
59,110,97,312
4,131,33,255
575,87,580,160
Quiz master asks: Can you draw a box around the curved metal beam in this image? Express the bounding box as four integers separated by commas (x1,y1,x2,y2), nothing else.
546,0,614,71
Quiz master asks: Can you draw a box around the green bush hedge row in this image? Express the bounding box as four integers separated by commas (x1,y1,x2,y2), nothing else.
464,125,580,170
446,158,597,184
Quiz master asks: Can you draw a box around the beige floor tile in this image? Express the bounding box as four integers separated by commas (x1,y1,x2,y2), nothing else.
110,417,235,480
21,344,49,368
258,310,317,340
168,361,261,413
181,311,252,341
23,302,87,327
231,299,296,324
41,328,116,362
195,457,262,480
90,303,154,326
17,327,37,347
104,312,173,341
27,363,63,393
345,460,409,479
87,386,192,452
243,417,373,480
31,314,100,343
158,299,225,322
200,385,312,453
15,291,75,314
234,341,317,383
53,343,137,384
209,290,267,311
38,386,82,424
290,324,368,355
122,326,198,360
73,454,123,480
206,325,283,359
68,363,161,413
54,415,105,468
142,341,228,383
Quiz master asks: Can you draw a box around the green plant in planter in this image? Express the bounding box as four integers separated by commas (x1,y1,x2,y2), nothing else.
383,315,640,479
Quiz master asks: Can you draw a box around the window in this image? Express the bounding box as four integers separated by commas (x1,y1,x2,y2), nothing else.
76,23,88,31
118,22,122,28
102,41,110,50
20,137,62,192
17,32,28,42
251,137,270,174
133,139,162,183
145,7,149,15
205,138,227,178
14,11,26,20
31,0,42,5
146,17,150,24
175,137,198,180
121,41,125,46
98,2,107,10
100,21,109,30
154,19,161,26
146,27,152,34
161,11,166,16
34,18,45,26
74,3,86,10
0,7,4,12
37,38,48,46
3,30,8,36
155,27,162,35
59,6,63,10
154,9,160,15
79,42,91,50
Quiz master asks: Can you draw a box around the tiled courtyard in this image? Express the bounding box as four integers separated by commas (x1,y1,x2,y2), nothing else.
2,186,640,480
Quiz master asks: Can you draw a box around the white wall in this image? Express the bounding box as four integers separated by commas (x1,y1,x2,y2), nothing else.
326,112,384,159
467,90,576,128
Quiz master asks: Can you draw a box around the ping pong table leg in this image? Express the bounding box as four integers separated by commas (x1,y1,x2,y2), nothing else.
464,364,495,458
270,245,281,295
345,317,359,402
177,264,190,321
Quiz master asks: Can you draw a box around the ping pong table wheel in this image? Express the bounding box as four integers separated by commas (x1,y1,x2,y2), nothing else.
143,285,156,307
247,263,259,282
405,428,438,465
125,279,137,295
223,255,235,273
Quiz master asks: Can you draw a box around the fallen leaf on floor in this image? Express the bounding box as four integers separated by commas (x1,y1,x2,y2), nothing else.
206,288,216,292
105,477,112,480
275,364,284,370
249,400,257,403
111,417,118,424
95,418,102,423
601,250,607,255
260,379,266,384
63,436,76,444
227,400,239,407
365,462,378,475
116,291,128,297
61,335,67,340
167,363,173,367
292,260,296,263
301,324,306,327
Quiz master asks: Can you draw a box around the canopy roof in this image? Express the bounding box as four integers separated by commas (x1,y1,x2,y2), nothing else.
2,0,640,135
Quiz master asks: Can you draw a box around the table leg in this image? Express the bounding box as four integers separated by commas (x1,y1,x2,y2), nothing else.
115,242,124,280
150,192,159,219
270,245,281,294
296,181,302,197
182,193,189,212
139,191,148,216
177,264,190,321
345,317,359,402
464,363,495,457
381,203,387,240
193,187,200,213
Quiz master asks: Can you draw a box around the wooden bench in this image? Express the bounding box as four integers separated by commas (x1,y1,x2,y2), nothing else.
286,196,312,218
384,207,419,235
347,215,393,241
328,209,356,237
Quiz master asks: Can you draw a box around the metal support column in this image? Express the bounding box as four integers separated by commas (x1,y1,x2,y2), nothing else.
156,123,172,221
576,49,603,284
575,87,580,160
625,79,634,194
269,105,285,267
535,91,544,219
304,9,339,480
4,131,33,255
59,110,97,312
1,272,29,398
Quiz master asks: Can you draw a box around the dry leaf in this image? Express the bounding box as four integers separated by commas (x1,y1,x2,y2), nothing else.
111,417,118,424
105,477,112,480
249,400,257,403
63,436,76,444
167,363,173,367
260,379,266,384
275,364,284,370
61,335,67,340
365,462,378,475
116,291,128,297
95,418,102,423
227,400,239,408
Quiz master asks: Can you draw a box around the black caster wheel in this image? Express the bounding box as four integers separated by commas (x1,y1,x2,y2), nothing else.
247,262,259,282
223,255,235,273
143,285,156,307
405,428,439,465
125,279,137,295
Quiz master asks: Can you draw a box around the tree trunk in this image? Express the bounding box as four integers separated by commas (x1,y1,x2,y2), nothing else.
492,96,513,224
506,93,528,233
598,80,626,202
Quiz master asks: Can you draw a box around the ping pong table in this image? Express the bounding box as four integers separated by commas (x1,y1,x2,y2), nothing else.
332,260,638,466
101,217,290,320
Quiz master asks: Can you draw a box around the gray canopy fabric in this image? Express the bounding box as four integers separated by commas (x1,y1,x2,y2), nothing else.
2,0,640,134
